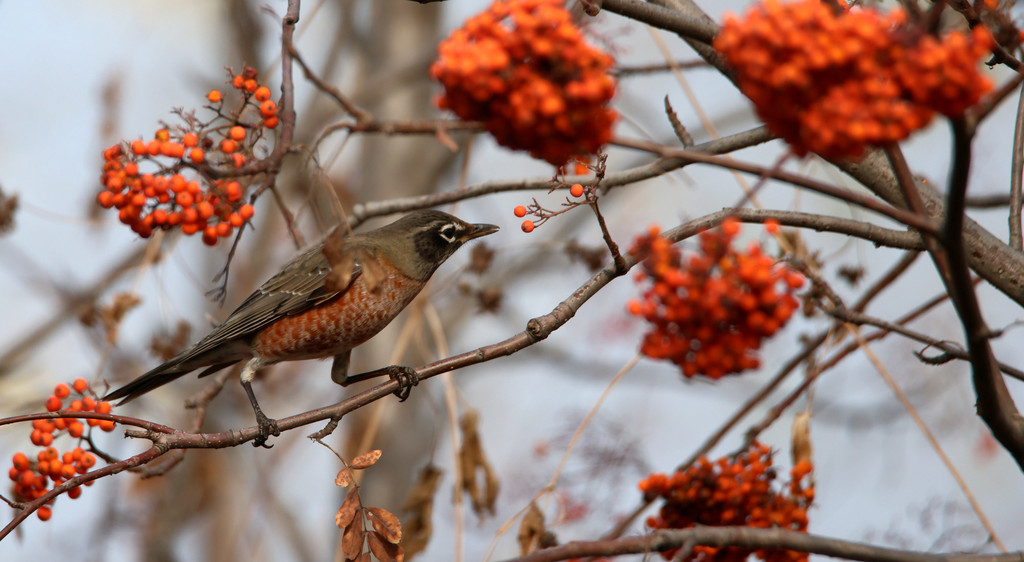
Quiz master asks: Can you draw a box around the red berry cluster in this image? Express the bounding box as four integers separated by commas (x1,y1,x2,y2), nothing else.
97,66,274,244
627,219,804,378
7,378,113,521
512,182,587,233
431,0,617,166
713,0,994,159
638,443,815,562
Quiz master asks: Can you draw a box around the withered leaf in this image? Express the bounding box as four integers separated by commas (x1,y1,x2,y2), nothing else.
350,449,382,470
324,244,358,294
400,464,442,559
336,487,361,528
366,506,402,544
458,410,499,516
358,248,386,293
517,501,545,556
335,467,353,487
367,531,404,562
342,511,364,560
435,126,459,152
791,411,813,466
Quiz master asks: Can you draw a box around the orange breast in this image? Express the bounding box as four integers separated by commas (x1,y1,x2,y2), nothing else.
251,268,424,362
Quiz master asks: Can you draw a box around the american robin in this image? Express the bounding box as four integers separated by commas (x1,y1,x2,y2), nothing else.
104,210,498,446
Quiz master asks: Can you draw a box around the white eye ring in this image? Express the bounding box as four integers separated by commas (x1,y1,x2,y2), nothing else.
439,223,458,243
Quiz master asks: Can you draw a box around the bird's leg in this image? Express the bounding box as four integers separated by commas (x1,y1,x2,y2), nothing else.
240,358,279,448
337,365,419,401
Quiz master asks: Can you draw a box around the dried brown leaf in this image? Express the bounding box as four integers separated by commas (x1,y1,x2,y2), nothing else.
459,410,499,516
0,186,18,235
400,464,442,560
518,501,545,555
367,531,405,562
101,292,142,345
336,467,353,487
356,553,371,562
358,248,386,293
324,243,358,294
366,506,402,544
436,127,459,152
342,511,364,561
467,242,495,274
791,411,813,466
336,487,361,528
350,449,383,470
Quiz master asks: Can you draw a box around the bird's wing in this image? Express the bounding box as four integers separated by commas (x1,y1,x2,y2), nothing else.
164,242,360,369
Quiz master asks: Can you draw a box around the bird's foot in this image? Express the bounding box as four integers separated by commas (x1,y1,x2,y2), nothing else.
252,409,280,449
386,366,419,402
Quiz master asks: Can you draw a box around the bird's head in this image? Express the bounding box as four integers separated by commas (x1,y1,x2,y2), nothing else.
366,210,499,281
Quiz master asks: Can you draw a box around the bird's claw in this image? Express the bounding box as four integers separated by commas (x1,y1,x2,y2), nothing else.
252,412,280,449
388,366,419,402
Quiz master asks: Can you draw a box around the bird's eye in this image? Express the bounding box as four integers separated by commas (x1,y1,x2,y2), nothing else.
438,223,458,243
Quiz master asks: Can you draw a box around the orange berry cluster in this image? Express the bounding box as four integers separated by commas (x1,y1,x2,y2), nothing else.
713,0,994,159
7,379,112,521
627,220,803,378
512,182,588,233
431,0,617,166
638,443,814,562
97,66,274,244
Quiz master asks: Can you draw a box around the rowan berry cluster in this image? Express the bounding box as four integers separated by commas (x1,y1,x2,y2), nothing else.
714,0,994,159
513,182,588,233
97,66,275,244
638,443,815,562
431,0,617,166
627,220,803,378
7,378,113,521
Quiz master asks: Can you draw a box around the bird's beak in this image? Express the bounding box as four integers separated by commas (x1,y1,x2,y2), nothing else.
461,223,499,242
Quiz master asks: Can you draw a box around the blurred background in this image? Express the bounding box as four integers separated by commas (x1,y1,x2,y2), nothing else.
1,0,1022,560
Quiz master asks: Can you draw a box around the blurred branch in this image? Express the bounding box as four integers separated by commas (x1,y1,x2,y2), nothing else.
509,527,1024,562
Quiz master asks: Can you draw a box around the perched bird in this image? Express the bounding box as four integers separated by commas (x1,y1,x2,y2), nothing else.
104,210,498,446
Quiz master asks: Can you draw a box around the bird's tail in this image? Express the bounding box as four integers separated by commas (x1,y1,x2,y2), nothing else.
104,360,239,405
103,364,195,405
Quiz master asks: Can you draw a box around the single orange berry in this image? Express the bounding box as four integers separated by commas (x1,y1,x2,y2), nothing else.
124,162,139,176
216,222,233,238
68,421,85,438
80,453,96,469
37,506,52,521
207,89,223,103
53,383,71,399
131,139,147,155
96,401,112,414
155,129,170,142
263,116,279,129
82,396,96,410
96,191,115,208
243,79,258,92
764,218,780,234
61,464,76,480
229,126,246,141
569,183,584,198
721,217,741,236
229,212,244,227
254,86,271,101
189,148,205,163
69,400,82,411
99,420,116,432
259,100,277,117
68,486,82,499
202,226,219,246
72,378,88,393
45,396,62,412
220,139,238,154
513,205,527,217
182,132,199,147
232,75,245,89
521,220,535,233
232,153,246,168
176,192,195,208
239,204,255,220
12,452,29,471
